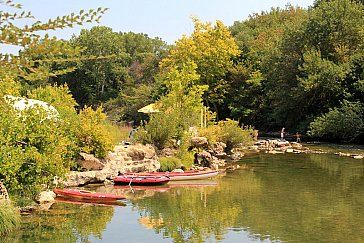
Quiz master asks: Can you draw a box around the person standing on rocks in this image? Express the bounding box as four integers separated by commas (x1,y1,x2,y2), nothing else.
280,128,285,141
295,132,301,143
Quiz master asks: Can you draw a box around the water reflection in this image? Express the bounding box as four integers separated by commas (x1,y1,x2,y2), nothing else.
11,152,364,242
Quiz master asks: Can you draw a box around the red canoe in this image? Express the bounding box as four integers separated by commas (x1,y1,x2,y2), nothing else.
55,197,126,207
113,175,170,185
125,170,219,181
53,188,126,201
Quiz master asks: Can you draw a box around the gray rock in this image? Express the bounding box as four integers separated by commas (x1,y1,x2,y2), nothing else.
37,190,56,203
190,137,208,148
77,152,105,171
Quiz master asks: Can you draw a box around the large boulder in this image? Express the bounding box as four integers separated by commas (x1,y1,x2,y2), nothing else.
62,170,111,187
190,137,208,149
194,151,213,167
77,152,106,171
37,190,56,203
127,144,157,160
158,147,178,157
208,142,228,159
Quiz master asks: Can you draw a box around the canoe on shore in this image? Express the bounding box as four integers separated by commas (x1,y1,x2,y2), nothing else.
125,170,219,181
113,175,170,185
53,188,126,201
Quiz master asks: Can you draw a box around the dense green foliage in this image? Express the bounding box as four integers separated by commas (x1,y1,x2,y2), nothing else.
0,1,112,200
45,0,364,144
228,0,364,140
308,100,364,141
53,26,169,123
199,119,255,152
76,106,113,158
0,100,71,196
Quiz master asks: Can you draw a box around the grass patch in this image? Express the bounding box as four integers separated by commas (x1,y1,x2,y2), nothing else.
0,201,20,236
105,123,131,145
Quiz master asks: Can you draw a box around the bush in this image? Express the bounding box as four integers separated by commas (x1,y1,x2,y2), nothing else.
30,85,115,158
0,201,20,236
308,100,364,141
0,101,71,196
199,119,255,152
176,133,195,169
134,112,177,150
76,106,113,158
28,84,80,162
0,85,115,198
159,157,182,172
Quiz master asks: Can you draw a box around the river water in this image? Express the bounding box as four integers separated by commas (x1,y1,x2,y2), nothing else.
6,147,364,243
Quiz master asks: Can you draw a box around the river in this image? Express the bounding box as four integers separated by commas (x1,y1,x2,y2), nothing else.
6,145,364,242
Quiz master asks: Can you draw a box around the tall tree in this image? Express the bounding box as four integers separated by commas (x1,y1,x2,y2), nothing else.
229,6,307,128
159,18,239,119
60,26,130,106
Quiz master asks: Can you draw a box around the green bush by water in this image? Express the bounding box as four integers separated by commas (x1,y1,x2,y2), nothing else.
159,157,182,172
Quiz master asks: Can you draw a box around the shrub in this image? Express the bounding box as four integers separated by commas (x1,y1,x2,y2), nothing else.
0,201,20,236
308,100,364,141
0,101,71,196
76,106,113,158
159,157,182,172
199,119,255,152
176,133,195,169
134,112,176,150
27,84,80,162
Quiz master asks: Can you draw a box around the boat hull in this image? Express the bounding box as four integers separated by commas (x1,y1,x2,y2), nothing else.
53,188,125,201
126,170,219,181
113,175,170,185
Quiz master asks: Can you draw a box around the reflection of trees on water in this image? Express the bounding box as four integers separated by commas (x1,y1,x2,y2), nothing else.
308,153,364,190
8,153,363,242
132,153,364,243
132,171,261,242
234,154,364,242
7,202,114,242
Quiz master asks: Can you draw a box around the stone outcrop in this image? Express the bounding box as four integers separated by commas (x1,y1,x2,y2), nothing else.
208,142,228,159
60,144,160,187
190,137,208,149
77,152,106,171
158,147,178,157
250,139,308,154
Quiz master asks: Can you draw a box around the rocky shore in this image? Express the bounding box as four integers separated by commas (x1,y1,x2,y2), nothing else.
3,137,363,212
